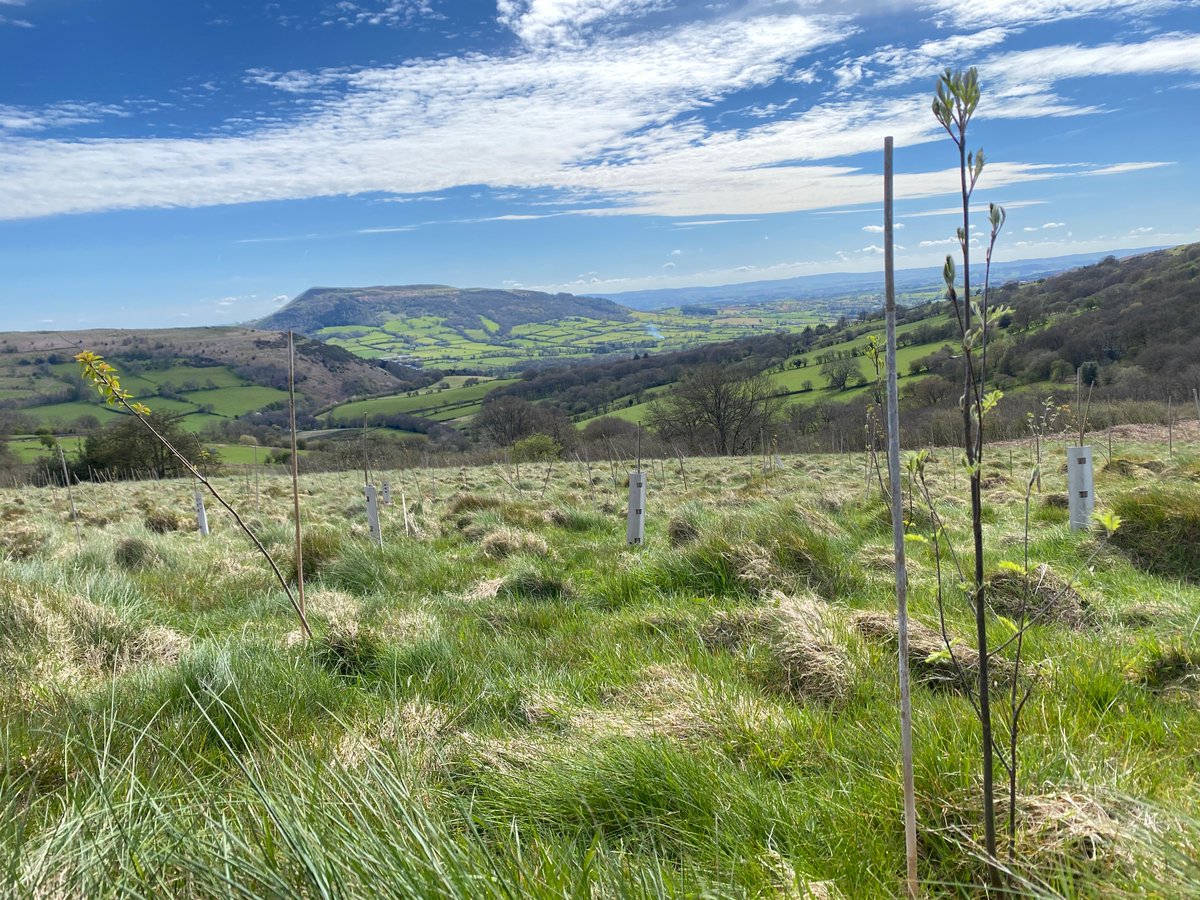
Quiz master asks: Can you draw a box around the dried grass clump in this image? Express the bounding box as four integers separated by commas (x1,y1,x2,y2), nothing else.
1002,791,1149,875
1104,455,1165,477
1,524,49,561
143,507,184,534
480,527,549,560
667,515,701,547
304,588,360,626
66,596,188,671
703,594,851,705
445,492,503,516
851,611,1009,692
734,541,782,591
987,563,1089,629
463,577,505,603
571,665,716,741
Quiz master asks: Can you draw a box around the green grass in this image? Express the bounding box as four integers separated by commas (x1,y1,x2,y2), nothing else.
326,379,518,423
319,302,833,373
1,445,1198,896
180,385,292,417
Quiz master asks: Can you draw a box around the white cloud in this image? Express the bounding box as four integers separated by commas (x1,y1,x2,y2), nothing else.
862,223,904,232
1041,221,1065,228
321,0,436,28
0,101,127,132
919,237,958,246
1130,225,1155,233
497,0,668,47
0,15,1192,222
921,0,1183,29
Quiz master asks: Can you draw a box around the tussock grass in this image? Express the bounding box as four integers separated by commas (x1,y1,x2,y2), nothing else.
1111,484,1200,581
2,447,1199,897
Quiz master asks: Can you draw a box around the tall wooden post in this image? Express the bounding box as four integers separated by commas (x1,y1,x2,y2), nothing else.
884,136,918,897
288,331,306,626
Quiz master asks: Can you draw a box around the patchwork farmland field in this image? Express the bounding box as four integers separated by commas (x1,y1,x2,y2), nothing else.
319,303,827,371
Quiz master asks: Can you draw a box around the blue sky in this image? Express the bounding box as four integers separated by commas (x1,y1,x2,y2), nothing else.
1,0,1197,330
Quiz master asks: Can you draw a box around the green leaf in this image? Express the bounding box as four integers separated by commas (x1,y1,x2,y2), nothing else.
996,615,1019,636
997,560,1026,575
1093,509,1123,536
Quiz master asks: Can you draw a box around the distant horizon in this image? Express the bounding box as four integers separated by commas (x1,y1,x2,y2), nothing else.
3,1,1198,330
0,242,1173,337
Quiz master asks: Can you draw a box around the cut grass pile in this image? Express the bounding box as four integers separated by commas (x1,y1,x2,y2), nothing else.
1,444,1198,896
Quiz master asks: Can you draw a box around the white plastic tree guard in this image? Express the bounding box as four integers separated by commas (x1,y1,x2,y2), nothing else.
627,471,647,545
1066,446,1094,532
365,483,383,547
382,481,392,505
194,489,209,537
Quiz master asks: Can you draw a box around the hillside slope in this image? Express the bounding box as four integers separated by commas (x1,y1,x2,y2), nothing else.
258,286,632,335
0,327,410,432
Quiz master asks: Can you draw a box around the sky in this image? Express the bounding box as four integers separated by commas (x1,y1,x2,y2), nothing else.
1,0,1198,330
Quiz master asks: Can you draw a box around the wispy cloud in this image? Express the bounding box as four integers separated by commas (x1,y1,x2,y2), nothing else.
0,8,1194,222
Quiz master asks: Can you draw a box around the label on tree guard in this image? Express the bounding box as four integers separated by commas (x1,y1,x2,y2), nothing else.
382,481,392,505
627,471,647,545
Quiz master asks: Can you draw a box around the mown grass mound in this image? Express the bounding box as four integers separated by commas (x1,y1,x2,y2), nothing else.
1110,485,1200,581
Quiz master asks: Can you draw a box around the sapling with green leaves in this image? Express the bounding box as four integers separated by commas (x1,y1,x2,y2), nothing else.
929,66,1012,880
75,350,312,639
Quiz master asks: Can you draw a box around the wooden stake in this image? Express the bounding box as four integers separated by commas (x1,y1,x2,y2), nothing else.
288,331,306,626
884,136,919,898
58,443,81,549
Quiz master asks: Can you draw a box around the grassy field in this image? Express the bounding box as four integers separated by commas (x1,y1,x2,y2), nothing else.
326,379,517,425
321,303,827,371
1,434,1198,896
5,359,295,437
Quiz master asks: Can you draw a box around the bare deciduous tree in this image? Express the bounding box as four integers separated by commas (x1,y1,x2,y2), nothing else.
647,365,785,456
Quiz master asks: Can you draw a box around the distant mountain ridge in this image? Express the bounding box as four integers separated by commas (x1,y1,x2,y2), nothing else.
597,247,1166,310
258,285,632,335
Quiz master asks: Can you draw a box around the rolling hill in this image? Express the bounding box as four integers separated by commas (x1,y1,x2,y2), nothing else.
0,327,413,434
